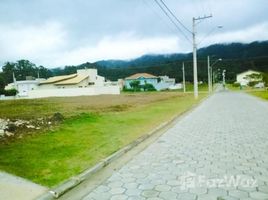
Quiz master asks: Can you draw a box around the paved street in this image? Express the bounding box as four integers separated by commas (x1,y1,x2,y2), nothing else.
82,92,268,200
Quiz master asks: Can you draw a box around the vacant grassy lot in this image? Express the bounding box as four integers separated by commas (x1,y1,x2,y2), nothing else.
248,90,268,100
0,92,206,187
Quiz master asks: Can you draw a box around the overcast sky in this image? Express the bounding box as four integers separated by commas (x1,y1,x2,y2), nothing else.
0,0,267,68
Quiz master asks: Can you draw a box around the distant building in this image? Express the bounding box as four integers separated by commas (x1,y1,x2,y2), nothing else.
155,76,176,91
39,69,105,89
27,69,119,98
124,73,176,91
124,73,158,89
2,69,120,99
236,70,262,86
5,79,44,97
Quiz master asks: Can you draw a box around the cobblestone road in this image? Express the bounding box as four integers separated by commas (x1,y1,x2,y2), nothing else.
83,92,268,200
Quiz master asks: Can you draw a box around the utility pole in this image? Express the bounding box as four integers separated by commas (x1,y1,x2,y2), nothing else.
207,56,211,93
192,15,212,99
182,62,186,93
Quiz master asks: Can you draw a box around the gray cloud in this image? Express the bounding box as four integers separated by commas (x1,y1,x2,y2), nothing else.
0,0,267,68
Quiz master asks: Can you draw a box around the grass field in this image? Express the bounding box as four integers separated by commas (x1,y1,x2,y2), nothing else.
0,92,206,187
247,90,268,100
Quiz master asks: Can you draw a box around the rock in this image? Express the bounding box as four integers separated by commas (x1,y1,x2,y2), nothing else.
7,123,16,132
0,129,4,137
5,131,14,137
51,113,64,122
26,125,35,129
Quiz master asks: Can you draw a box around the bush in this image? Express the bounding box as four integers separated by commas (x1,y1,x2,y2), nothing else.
232,83,241,87
142,83,156,91
0,89,5,95
4,89,18,96
122,86,134,92
248,81,260,87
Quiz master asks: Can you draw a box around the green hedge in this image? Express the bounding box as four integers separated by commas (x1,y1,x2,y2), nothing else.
0,89,18,96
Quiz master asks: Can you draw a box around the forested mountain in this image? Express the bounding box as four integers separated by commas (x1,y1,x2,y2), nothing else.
1,41,268,90
83,41,268,82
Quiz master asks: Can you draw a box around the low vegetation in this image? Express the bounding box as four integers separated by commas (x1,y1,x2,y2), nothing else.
248,90,268,100
0,92,206,187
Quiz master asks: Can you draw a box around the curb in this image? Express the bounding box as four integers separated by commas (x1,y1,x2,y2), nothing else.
36,94,210,200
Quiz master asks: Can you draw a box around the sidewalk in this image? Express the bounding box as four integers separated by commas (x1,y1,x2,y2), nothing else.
0,171,47,200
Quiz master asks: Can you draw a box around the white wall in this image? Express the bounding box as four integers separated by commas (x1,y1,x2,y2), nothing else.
28,86,120,99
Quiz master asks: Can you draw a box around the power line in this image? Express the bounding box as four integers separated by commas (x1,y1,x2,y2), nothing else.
158,0,192,34
142,0,182,36
154,0,191,43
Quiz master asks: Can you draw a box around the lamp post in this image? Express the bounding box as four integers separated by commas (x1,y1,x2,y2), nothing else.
210,58,222,91
222,69,226,89
208,57,222,92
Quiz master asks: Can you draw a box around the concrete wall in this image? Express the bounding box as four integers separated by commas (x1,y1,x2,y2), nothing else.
28,86,120,99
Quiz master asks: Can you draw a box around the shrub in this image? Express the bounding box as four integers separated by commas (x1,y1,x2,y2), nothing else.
4,89,18,96
142,83,156,91
129,80,141,92
232,82,241,87
248,81,260,87
122,86,134,92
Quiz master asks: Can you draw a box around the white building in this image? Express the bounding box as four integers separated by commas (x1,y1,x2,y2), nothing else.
39,69,105,89
28,69,120,98
155,75,176,91
5,79,44,97
236,70,262,86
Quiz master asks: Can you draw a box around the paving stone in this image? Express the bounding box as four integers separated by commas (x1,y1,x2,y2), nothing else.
110,187,126,195
82,92,268,200
154,184,171,192
125,188,142,196
127,196,145,200
189,187,207,195
228,190,249,198
141,190,159,198
249,191,268,200
108,181,124,188
258,185,268,193
158,191,177,199
177,192,196,200
208,188,228,197
111,194,128,200
219,196,239,200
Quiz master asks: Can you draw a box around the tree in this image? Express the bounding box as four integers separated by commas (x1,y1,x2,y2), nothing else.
245,73,263,87
143,83,156,91
129,80,141,91
2,62,16,83
0,73,5,93
262,73,268,87
1,60,53,84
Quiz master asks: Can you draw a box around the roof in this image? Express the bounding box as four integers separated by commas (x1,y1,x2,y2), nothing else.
125,73,158,80
237,70,261,76
39,74,77,85
55,74,89,85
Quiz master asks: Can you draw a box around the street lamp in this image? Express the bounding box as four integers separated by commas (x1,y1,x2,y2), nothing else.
208,57,222,92
222,69,226,89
